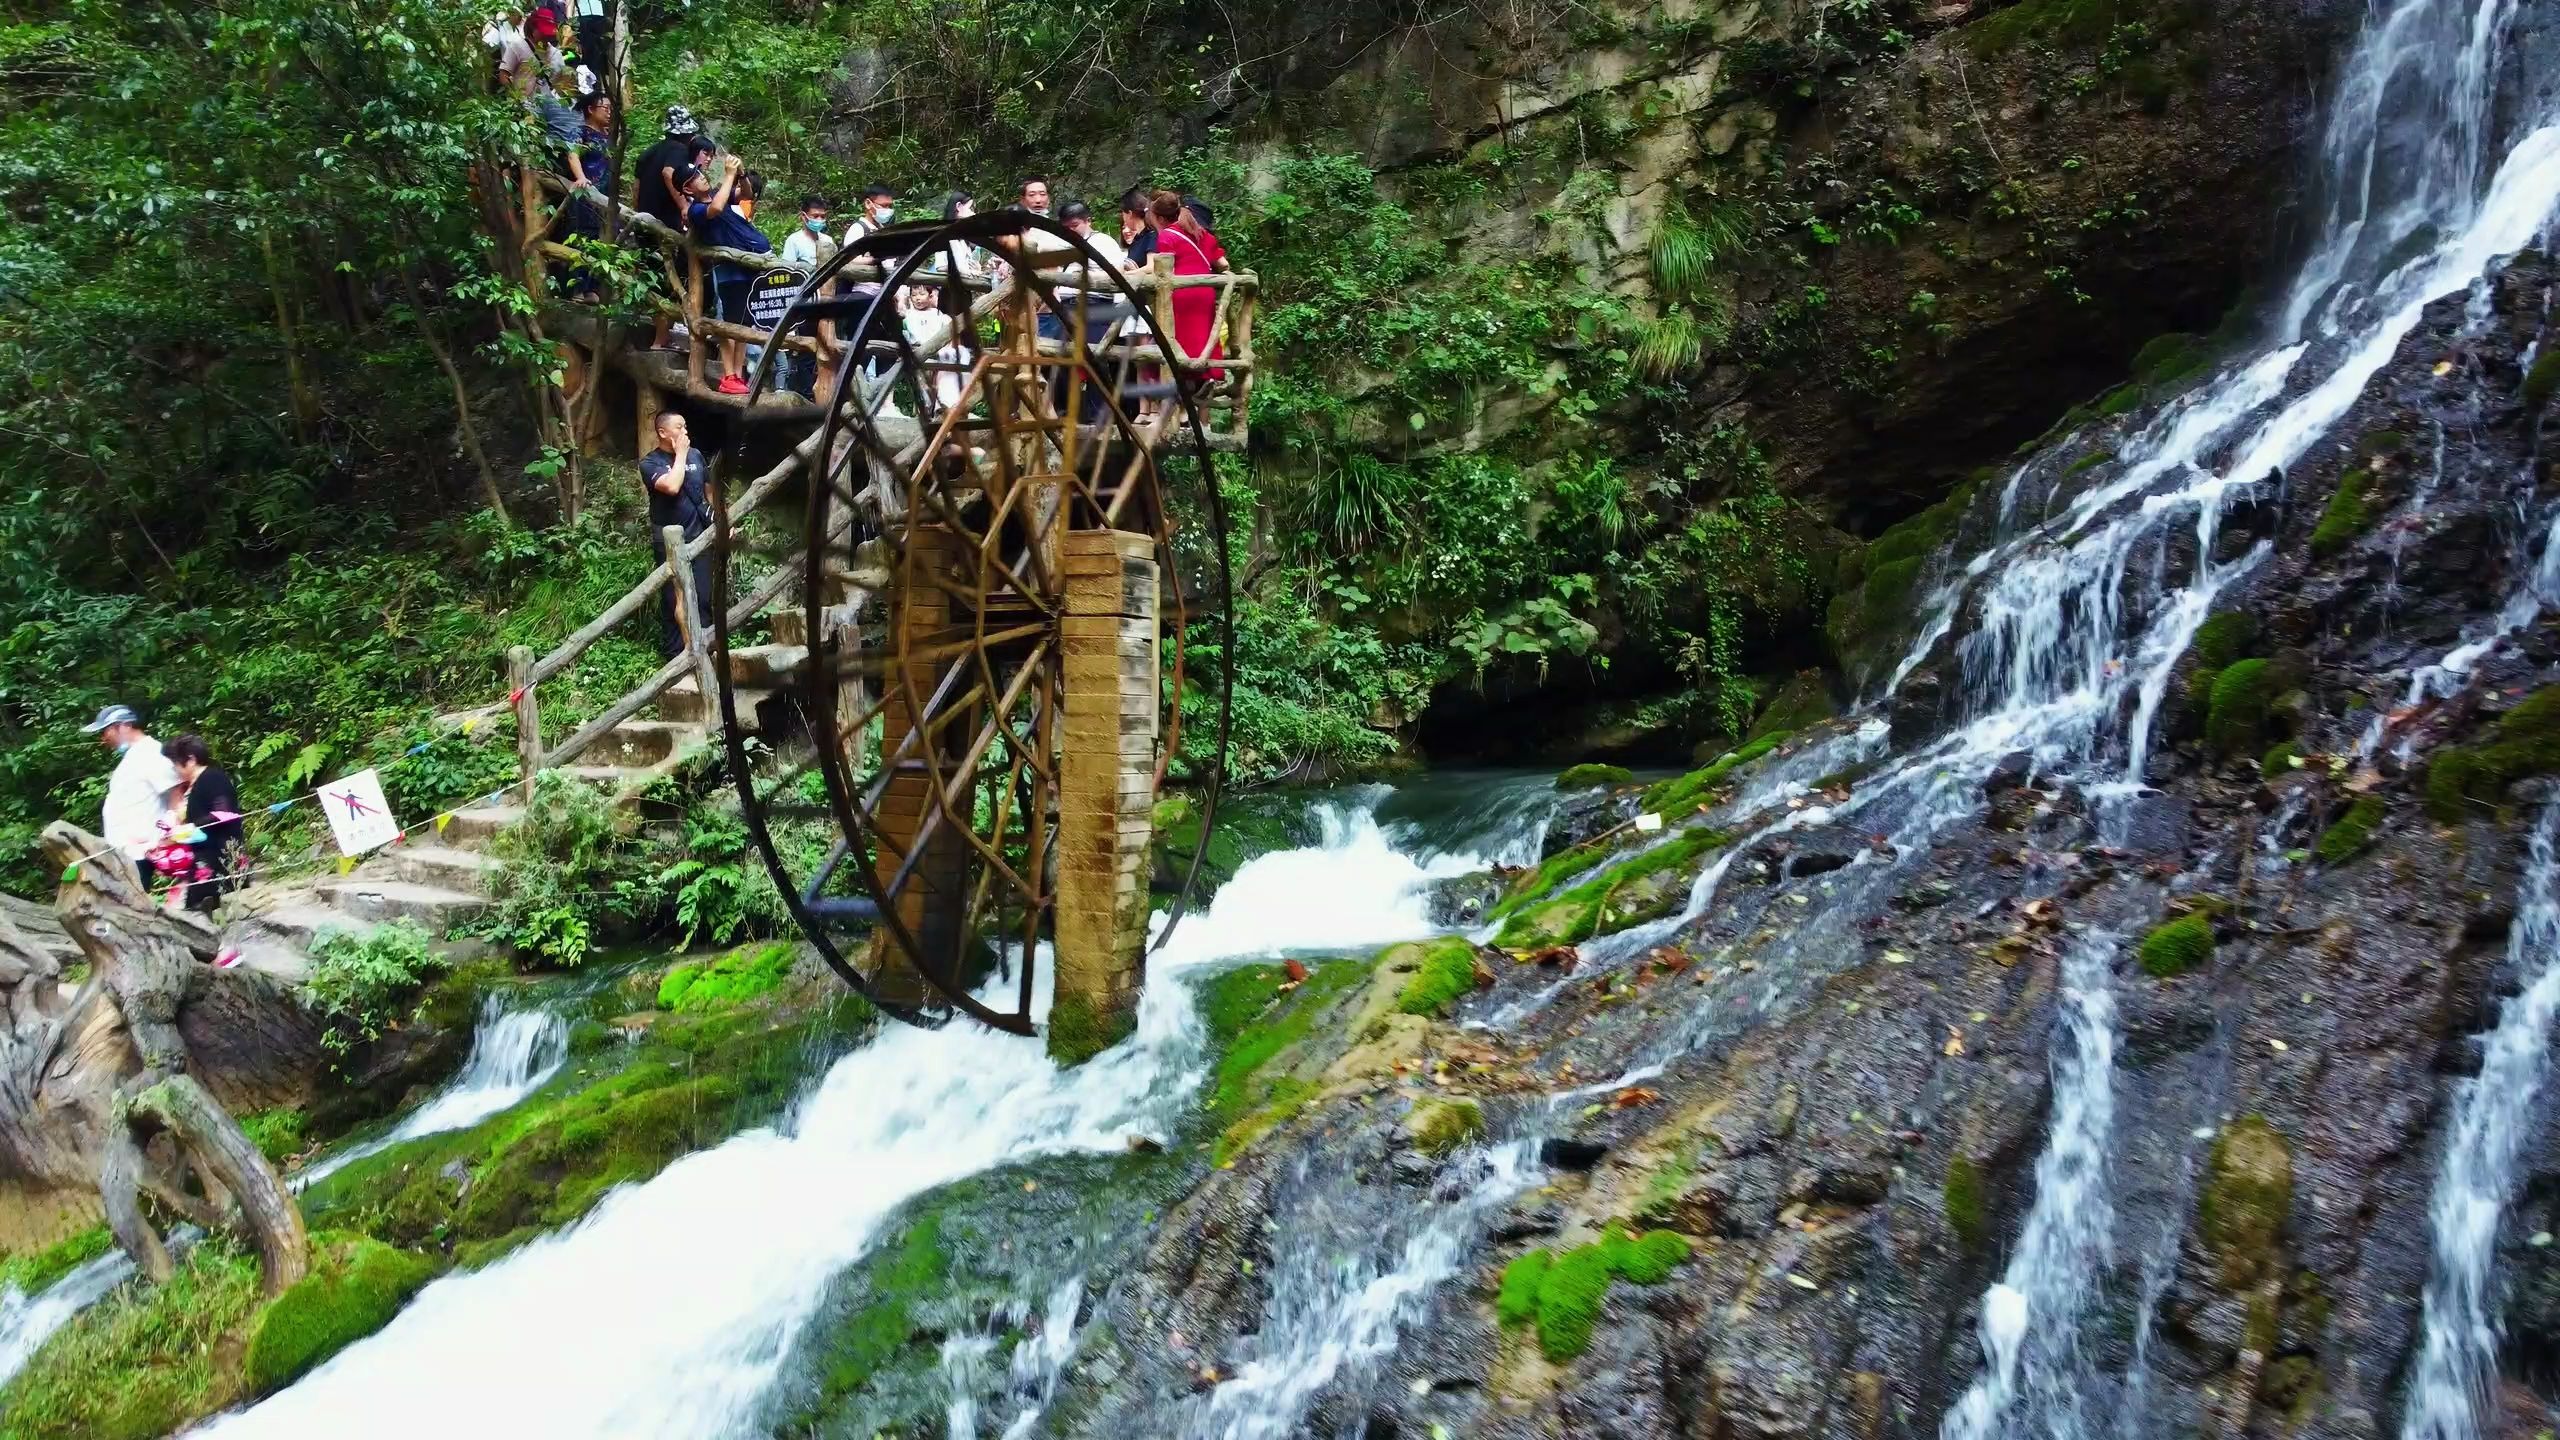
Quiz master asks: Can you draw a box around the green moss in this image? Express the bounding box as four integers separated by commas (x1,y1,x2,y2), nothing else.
813,1215,950,1396
2198,1115,2294,1289
1496,1250,1551,1326
1045,991,1135,1067
2139,912,2216,978
2132,331,2212,385
1749,673,1835,741
1212,1079,1314,1168
2261,740,2301,776
2527,351,2560,413
0,1239,262,1440
1640,733,1789,816
2309,468,2374,556
2096,383,2145,417
2190,611,2256,673
1827,482,1976,686
2065,449,2114,476
1505,1225,1693,1362
2313,795,2386,864
654,940,794,1013
2206,658,2277,755
1944,1153,1987,1247
1409,1098,1486,1156
2425,686,2560,820
245,1233,437,1395
1490,825,1731,950
1395,936,1483,1017
1204,957,1372,1119
1965,0,2133,54
1555,763,1634,790
0,1225,111,1295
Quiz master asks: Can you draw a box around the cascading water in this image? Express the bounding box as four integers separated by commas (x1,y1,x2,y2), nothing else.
1938,933,2122,1440
294,997,571,1190
2399,800,2560,1440
0,1249,138,1391
204,792,1505,1438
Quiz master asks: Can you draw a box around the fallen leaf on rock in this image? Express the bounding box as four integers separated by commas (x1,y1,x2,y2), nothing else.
1612,1086,1661,1109
1284,959,1309,983
1883,949,1912,964
2268,1038,2291,1053
1023,1179,1039,1193
1943,1025,1967,1057
2433,359,2454,376
1786,1274,1820,1291
1648,947,1691,975
1529,944,1581,969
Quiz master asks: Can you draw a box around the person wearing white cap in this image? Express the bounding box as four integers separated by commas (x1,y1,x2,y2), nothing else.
81,705,182,871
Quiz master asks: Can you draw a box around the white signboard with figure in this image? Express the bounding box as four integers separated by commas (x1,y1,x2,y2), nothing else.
319,768,401,856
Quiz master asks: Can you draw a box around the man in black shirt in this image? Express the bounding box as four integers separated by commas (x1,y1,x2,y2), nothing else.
636,106,708,350
639,410,717,658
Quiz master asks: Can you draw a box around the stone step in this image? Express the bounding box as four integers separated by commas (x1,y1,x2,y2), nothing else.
658,678,774,726
384,843,500,892
312,877,490,929
441,805,525,846
726,643,809,688
221,897,349,983
584,719,706,769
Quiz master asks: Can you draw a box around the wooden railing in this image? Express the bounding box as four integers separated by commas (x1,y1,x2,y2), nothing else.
493,182,1259,794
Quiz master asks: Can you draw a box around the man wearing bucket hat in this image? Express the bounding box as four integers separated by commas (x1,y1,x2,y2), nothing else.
81,705,182,876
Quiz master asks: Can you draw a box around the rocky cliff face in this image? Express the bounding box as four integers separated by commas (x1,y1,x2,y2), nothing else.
1030,249,2560,1438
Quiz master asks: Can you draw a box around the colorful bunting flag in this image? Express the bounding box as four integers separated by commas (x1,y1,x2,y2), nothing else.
434,813,453,835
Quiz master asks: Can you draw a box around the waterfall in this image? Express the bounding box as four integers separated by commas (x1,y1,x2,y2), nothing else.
2399,801,2560,1440
202,791,1491,1438
1939,933,2122,1440
0,1250,137,1391
295,997,572,1191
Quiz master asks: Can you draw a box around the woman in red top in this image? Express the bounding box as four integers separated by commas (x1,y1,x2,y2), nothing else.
1149,190,1226,385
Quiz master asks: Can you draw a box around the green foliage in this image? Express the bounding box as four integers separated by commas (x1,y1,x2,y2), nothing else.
0,1226,111,1296
2424,687,2560,820
473,773,647,967
1556,764,1635,790
655,942,797,1013
1500,1224,1693,1362
238,1109,309,1166
0,1238,262,1440
304,921,451,1056
656,805,790,948
2310,470,2375,556
2190,612,2255,672
244,1234,437,1395
1396,937,1483,1017
2205,659,2276,755
2313,796,2386,864
2139,912,2215,978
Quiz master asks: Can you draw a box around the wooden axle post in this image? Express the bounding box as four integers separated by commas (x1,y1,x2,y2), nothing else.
866,523,971,1011
1051,528,1160,1061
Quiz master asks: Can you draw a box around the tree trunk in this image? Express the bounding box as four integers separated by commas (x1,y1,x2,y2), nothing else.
0,825,317,1288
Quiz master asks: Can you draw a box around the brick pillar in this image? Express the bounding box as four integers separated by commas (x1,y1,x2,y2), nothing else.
867,523,969,1010
1052,529,1159,1062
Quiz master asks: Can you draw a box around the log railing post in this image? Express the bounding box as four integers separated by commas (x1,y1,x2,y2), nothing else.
665,524,720,715
509,645,540,802
685,249,707,392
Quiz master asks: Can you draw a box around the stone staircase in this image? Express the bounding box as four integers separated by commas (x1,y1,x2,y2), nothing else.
224,636,810,979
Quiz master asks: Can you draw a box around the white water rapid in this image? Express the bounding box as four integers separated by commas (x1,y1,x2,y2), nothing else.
203,793,1516,1438
0,1248,138,1391
294,997,572,1191
2399,800,2560,1440
1938,933,2122,1440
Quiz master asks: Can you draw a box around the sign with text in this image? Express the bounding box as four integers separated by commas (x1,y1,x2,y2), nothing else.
746,265,812,335
319,769,401,857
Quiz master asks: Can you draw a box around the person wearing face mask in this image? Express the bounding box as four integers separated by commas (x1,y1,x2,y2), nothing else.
80,705,183,885
780,194,833,399
840,185,901,413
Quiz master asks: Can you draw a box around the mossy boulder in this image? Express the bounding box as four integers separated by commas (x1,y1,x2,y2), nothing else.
1555,763,1634,790
2190,611,2256,672
1749,672,1836,741
1151,790,1297,896
1826,483,1974,687
2424,686,2560,820
1202,953,1382,1168
245,1233,438,1395
0,1239,263,1440
1408,1097,1486,1157
2206,659,2279,755
2139,913,2215,978
1395,936,1485,1017
2528,351,2560,413
1490,825,1730,950
2261,740,2302,776
2313,795,2387,864
655,940,797,1013
1944,1153,1988,1247
1640,734,1789,818
2309,468,2374,556
1497,1225,1693,1362
2199,1115,2294,1289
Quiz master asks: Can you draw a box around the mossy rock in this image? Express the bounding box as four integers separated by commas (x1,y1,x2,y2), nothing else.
2206,659,2278,755
2065,448,2114,476
1748,672,1836,741
2424,686,2560,820
1409,1097,1486,1157
0,1239,262,1440
1555,763,1634,790
2190,611,2256,672
1498,1225,1692,1363
2527,351,2560,413
1944,1153,1988,1247
1395,936,1484,1017
655,940,797,1013
2139,913,2215,978
245,1233,438,1395
2313,795,2386,864
1495,1250,1549,1326
2261,740,2301,776
1046,991,1137,1066
2199,1115,2294,1289
0,1224,112,1295
2132,331,2213,386
2309,468,2375,556
1639,733,1790,818
1490,825,1730,950
1203,953,1385,1168
1825,482,1976,687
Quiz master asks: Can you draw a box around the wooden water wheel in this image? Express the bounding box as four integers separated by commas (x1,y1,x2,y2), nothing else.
707,211,1233,1040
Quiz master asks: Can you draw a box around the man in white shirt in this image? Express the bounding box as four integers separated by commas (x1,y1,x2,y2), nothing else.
82,705,181,868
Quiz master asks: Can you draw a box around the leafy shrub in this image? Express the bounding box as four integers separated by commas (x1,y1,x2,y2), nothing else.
303,921,449,1055
656,805,788,947
472,772,649,967
236,1109,308,1166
